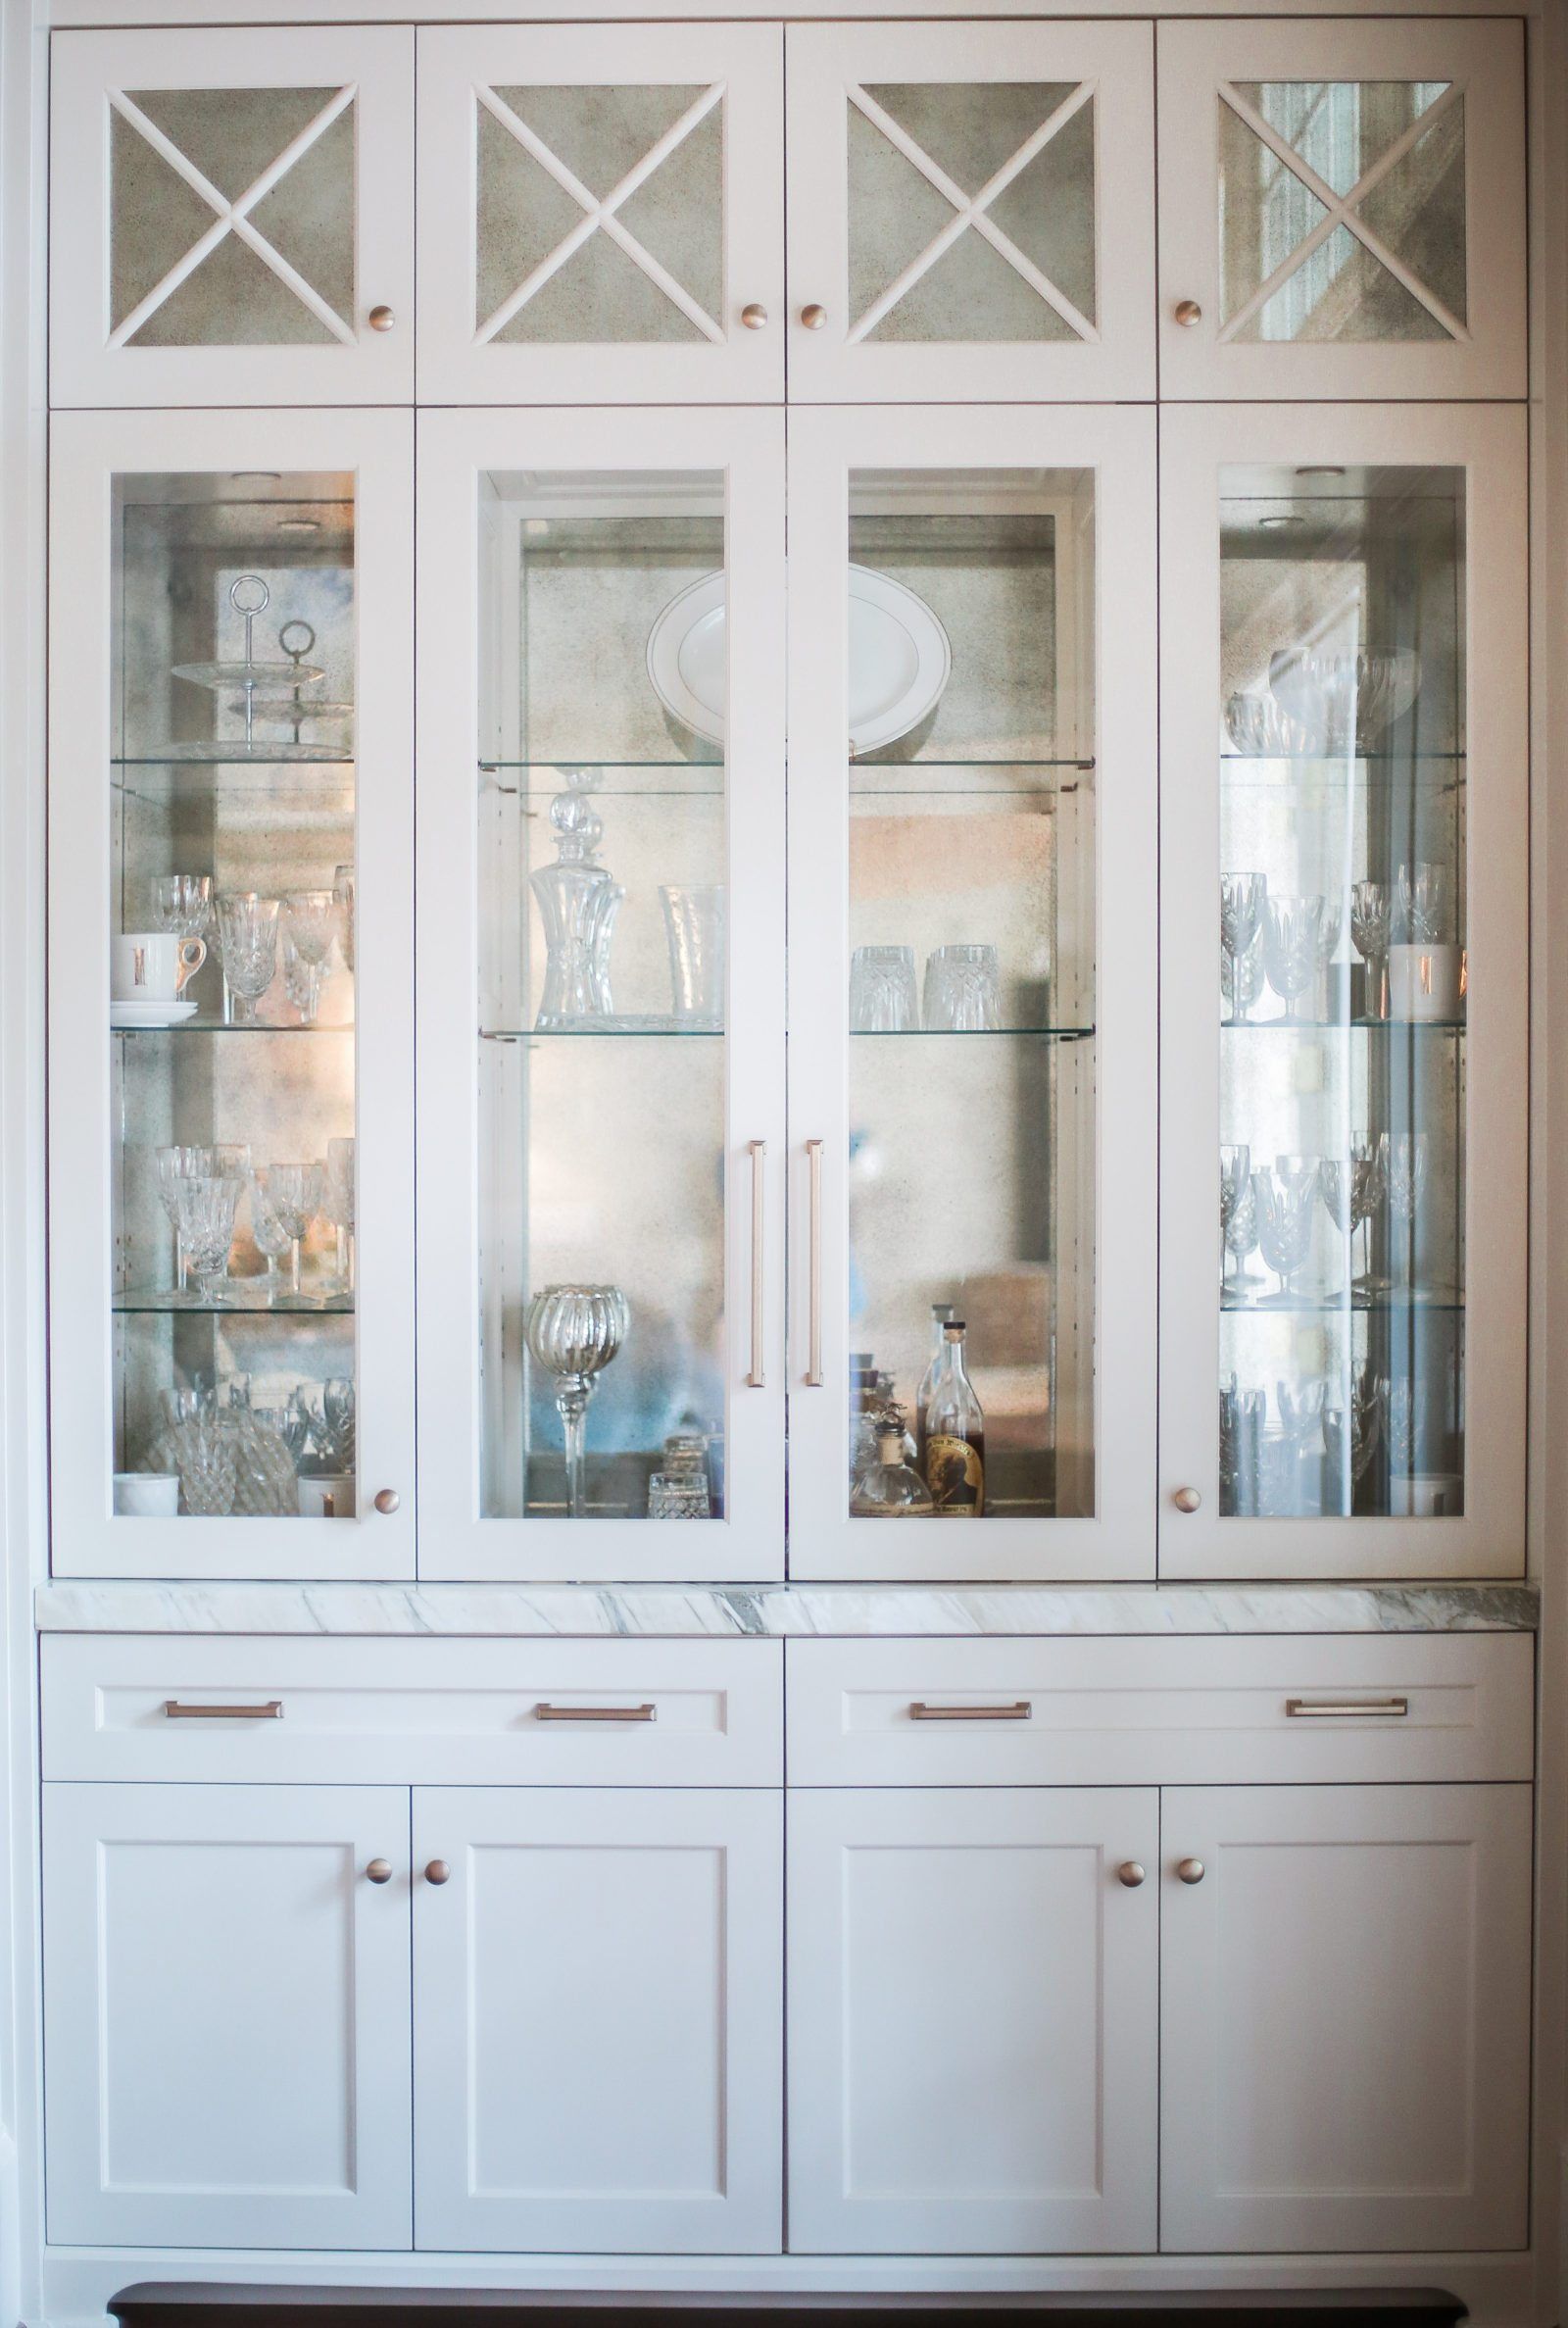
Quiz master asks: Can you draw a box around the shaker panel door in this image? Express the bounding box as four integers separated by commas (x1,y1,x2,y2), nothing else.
51,26,415,407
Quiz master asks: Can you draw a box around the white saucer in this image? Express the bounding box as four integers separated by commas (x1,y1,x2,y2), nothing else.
110,999,199,1030
647,564,952,755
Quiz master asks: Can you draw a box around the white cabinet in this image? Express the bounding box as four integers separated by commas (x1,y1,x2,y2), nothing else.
785,23,1155,403
50,28,416,409
1160,1782,1532,2254
416,26,785,406
43,1780,413,2251
413,1786,783,2254
1156,20,1526,403
787,1785,1158,2254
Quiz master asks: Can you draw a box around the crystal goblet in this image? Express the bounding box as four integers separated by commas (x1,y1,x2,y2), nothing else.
1262,895,1325,1023
1218,1373,1266,1516
322,1136,355,1296
266,1161,324,1301
1221,935,1264,1023
248,1170,296,1305
280,892,340,1026
170,1174,242,1305
524,1284,629,1520
1396,861,1450,944
151,874,214,946
216,893,280,1026
1323,1369,1382,1515
1253,1161,1319,1303
1220,872,1267,1023
155,1143,208,1295
1219,1143,1251,1292
1350,880,1393,1019
1379,1131,1429,1294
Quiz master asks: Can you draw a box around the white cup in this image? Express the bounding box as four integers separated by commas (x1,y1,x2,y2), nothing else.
1388,942,1464,1021
112,930,206,1003
1389,1471,1463,1518
298,1474,354,1519
114,1471,179,1516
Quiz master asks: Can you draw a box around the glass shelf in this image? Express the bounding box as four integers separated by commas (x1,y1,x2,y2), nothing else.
481,1023,723,1042
850,1025,1096,1041
113,1020,354,1037
1222,1015,1467,1033
115,746,354,768
1221,1290,1463,1315
115,1288,354,1315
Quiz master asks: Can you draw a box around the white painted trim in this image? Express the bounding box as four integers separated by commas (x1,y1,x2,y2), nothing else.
44,0,1536,25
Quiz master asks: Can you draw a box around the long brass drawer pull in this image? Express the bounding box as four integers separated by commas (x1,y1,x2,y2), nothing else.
909,1701,1032,1722
1285,1696,1409,1719
165,1700,283,1720
533,1703,658,1723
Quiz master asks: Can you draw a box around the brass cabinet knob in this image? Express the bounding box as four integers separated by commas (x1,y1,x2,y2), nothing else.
1116,1861,1146,1888
740,303,768,330
800,304,828,330
424,1859,451,1886
1177,1857,1206,1885
1173,299,1202,327
368,305,396,332
366,1858,393,1885
1172,1485,1201,1513
373,1488,400,1514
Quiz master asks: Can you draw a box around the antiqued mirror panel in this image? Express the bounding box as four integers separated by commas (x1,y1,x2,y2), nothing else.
846,468,1096,1523
1217,80,1465,345
476,470,728,1523
110,472,359,1518
110,87,358,348
1218,464,1465,1519
473,84,725,346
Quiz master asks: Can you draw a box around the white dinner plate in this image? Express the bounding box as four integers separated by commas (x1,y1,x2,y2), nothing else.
647,564,952,755
110,999,199,1030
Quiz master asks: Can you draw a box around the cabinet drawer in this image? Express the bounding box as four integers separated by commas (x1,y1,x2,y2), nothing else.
786,1635,1532,1786
43,1637,782,1786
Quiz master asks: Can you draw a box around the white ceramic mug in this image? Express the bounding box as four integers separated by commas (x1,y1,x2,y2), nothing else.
112,930,206,1003
298,1474,354,1519
1389,1471,1463,1518
1388,942,1465,1021
113,1471,179,1516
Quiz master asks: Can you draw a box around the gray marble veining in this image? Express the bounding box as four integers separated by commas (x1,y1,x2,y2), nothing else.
34,1578,1539,1637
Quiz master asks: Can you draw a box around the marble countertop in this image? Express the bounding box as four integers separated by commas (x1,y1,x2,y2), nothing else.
34,1579,1540,1636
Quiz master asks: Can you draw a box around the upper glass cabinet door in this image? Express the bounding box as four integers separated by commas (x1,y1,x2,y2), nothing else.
48,408,416,1580
416,409,786,1581
786,25,1154,404
787,406,1157,1581
50,29,415,409
1159,404,1527,1579
1157,21,1525,401
417,27,785,406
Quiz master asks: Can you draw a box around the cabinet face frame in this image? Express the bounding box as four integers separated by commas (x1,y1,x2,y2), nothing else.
1159,1781,1532,2254
785,22,1155,404
415,406,787,1581
416,25,785,407
43,1779,414,2252
48,406,416,1579
786,402,1157,1579
786,1783,1158,2254
1157,401,1528,1579
49,26,416,409
1156,19,1526,403
412,1784,783,2254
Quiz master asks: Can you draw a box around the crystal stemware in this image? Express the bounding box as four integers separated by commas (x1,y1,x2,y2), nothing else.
151,874,214,947
1220,1143,1251,1291
922,944,1001,1032
1220,873,1268,1024
1262,894,1325,1023
216,893,280,1026
1253,1161,1319,1304
850,945,919,1032
523,1284,628,1520
1221,935,1264,1023
1224,1162,1261,1291
333,864,356,975
1218,1373,1265,1515
1380,1131,1430,1294
1380,1375,1417,1480
1323,1368,1382,1515
1350,880,1393,1020
1396,861,1450,944
157,1388,235,1518
155,1143,209,1295
266,1161,324,1301
170,1174,242,1305
280,892,339,1025
322,1137,355,1296
248,1170,296,1305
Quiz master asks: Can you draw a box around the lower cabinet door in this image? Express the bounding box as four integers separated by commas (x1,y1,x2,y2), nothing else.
43,1781,413,2250
1160,1782,1532,2254
413,1786,783,2253
787,1786,1159,2254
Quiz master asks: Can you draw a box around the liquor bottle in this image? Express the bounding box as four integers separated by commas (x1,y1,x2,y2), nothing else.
914,1303,957,1462
923,1320,985,1516
850,1413,934,1516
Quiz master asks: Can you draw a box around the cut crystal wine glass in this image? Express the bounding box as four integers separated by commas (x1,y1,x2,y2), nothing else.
322,1137,356,1296
1380,1131,1430,1293
155,1143,209,1295
1350,880,1393,1019
1221,935,1264,1022
1262,894,1325,1023
1219,1144,1251,1291
267,1161,324,1300
170,1174,242,1305
216,893,280,1026
248,1170,296,1305
1223,1164,1261,1291
1323,1369,1382,1515
1218,1373,1265,1515
1396,861,1450,944
524,1284,628,1520
280,892,339,1025
1220,873,1267,1024
1253,1162,1319,1303
151,874,214,945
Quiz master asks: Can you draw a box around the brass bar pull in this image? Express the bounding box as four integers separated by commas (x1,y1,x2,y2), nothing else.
747,1140,765,1389
806,1138,824,1386
164,1700,283,1720
534,1703,658,1723
909,1701,1032,1722
1286,1696,1409,1719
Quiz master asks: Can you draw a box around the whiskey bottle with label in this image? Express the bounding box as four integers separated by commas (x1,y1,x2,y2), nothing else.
922,1320,985,1516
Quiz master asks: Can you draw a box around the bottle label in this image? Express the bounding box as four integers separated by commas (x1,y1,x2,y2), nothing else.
926,1434,984,1516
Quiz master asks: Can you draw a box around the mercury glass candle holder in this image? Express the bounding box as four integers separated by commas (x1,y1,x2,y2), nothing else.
524,1284,629,1519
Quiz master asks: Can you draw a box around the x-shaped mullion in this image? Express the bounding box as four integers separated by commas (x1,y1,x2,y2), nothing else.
108,83,358,348
847,78,1098,346
1218,76,1467,344
475,81,725,346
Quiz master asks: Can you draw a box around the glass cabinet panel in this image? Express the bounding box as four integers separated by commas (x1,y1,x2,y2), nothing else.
1216,462,1465,1523
109,471,360,1520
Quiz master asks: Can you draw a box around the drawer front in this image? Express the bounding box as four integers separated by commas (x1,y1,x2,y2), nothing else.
43,1637,782,1786
786,1635,1533,1786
